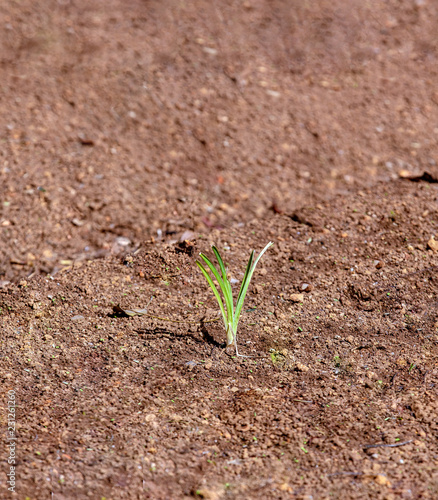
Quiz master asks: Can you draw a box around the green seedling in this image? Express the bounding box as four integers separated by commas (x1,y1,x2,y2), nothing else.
196,242,273,357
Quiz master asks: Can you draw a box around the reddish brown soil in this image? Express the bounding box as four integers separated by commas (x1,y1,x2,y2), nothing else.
1,1,438,499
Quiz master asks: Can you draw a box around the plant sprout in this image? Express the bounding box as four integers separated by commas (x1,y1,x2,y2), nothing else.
196,242,273,356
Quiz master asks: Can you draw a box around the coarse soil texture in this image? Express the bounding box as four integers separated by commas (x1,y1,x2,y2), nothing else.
0,1,438,499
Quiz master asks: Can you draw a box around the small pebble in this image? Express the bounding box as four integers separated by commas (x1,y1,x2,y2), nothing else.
185,361,198,370
300,283,313,292
427,237,438,252
254,284,263,294
290,293,304,303
374,474,391,487
295,362,309,372
116,236,131,247
203,46,217,55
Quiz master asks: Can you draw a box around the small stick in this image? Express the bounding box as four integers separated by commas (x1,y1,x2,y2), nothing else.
362,439,412,449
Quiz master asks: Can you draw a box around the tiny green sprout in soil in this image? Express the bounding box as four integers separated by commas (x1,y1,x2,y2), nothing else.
196,242,273,357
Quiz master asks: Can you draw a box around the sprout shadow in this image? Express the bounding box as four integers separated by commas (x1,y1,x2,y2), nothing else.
134,320,224,350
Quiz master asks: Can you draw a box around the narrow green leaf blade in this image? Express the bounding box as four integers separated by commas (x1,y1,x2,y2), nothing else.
212,246,227,283
199,253,225,291
251,241,274,270
212,246,234,318
236,250,254,306
206,247,233,320
233,242,273,331
196,260,228,329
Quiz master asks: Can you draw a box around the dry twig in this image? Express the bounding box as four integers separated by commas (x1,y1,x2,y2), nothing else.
362,439,412,449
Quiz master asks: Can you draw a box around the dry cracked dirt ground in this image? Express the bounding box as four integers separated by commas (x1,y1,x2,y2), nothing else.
0,1,438,499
